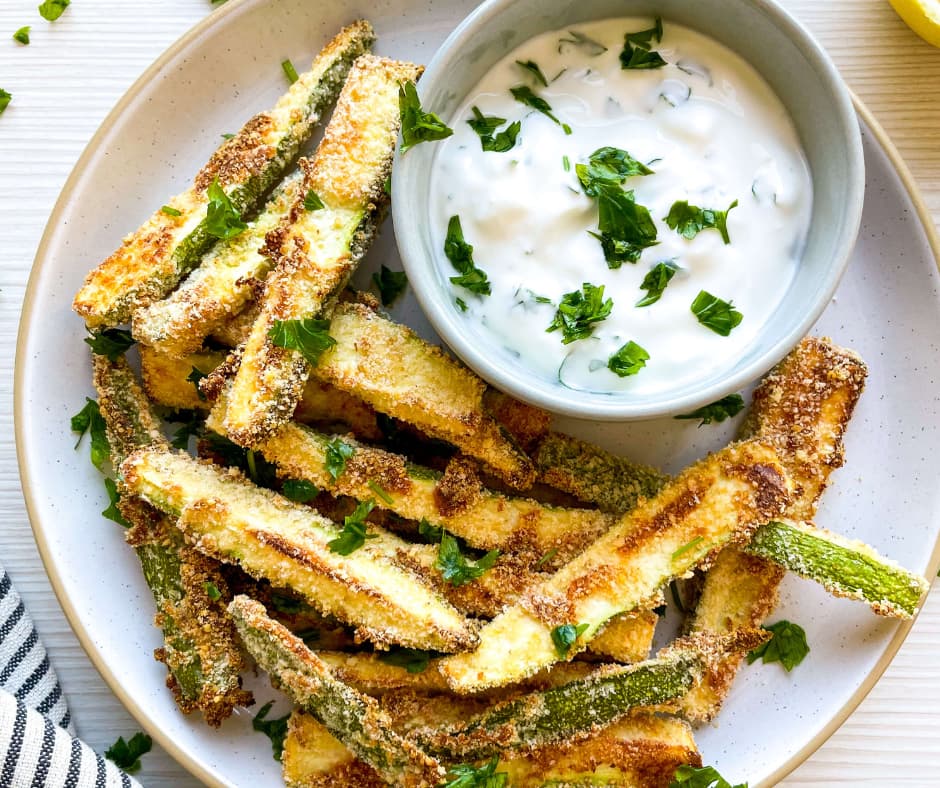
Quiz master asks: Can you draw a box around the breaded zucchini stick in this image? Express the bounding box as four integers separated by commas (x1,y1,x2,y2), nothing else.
440,440,791,692
92,356,251,726
223,55,421,447
120,446,477,652
73,21,375,328
229,596,445,786
132,170,304,357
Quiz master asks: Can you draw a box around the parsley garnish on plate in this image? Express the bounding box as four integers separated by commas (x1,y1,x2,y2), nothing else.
550,622,589,658
372,264,408,305
303,189,325,211
441,756,508,788
516,59,548,86
444,215,491,296
253,701,290,761
377,647,436,674
71,398,110,471
607,340,649,377
0,89,10,115
620,17,667,70
669,764,747,788
281,478,319,503
398,80,453,154
327,499,377,555
746,619,810,671
547,282,613,344
102,478,129,527
676,393,745,425
38,0,70,22
665,199,738,244
104,732,152,774
84,327,135,361
268,317,336,365
281,58,299,84
690,290,743,336
467,106,520,153
205,177,247,240
13,26,30,45
436,530,499,587
324,437,355,480
637,260,680,307
558,30,607,57
510,85,571,134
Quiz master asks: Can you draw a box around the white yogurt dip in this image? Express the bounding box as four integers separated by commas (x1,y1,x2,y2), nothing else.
428,17,812,396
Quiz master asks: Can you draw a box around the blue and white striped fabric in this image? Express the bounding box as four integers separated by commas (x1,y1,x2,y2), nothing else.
0,563,141,787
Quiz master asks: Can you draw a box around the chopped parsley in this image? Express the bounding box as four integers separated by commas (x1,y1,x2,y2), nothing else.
253,700,290,761
104,732,152,774
591,186,658,267
13,26,30,45
467,106,520,153
510,85,571,134
441,756,508,788
535,547,558,568
84,327,135,361
672,535,704,560
187,366,207,400
620,17,667,70
547,282,613,344
417,518,444,543
398,80,453,154
444,215,491,296
550,622,589,658
676,393,745,425
205,177,247,240
169,410,202,450
38,0,70,22
71,398,110,471
558,30,607,57
367,480,394,505
455,297,468,312
281,478,319,503
281,58,299,84
562,155,571,172
664,199,738,244
327,499,377,555
637,260,680,307
372,264,408,306
303,189,325,211
746,619,809,671
436,530,499,587
377,647,435,674
576,146,653,197
324,437,355,480
516,59,548,86
204,581,222,601
669,764,747,788
269,593,307,615
102,478,129,527
690,290,743,336
160,204,182,217
268,317,336,365
0,89,10,114
607,340,649,377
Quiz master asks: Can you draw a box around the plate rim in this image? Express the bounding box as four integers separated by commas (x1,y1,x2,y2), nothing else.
12,1,940,785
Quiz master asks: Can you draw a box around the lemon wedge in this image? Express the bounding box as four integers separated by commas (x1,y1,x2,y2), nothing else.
889,0,940,47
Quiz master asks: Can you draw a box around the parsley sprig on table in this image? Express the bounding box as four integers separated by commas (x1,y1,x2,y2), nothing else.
104,732,152,774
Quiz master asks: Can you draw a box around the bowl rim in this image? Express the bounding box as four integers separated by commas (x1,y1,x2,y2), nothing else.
392,0,866,421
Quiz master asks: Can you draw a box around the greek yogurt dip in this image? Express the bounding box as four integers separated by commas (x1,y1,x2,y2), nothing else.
428,17,812,396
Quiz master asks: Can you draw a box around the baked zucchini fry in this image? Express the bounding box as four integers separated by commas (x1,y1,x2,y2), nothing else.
92,355,251,726
310,302,536,488
534,431,668,514
419,631,763,761
589,604,660,664
73,21,375,328
132,170,304,357
229,596,445,787
223,55,421,447
120,446,477,651
439,439,791,692
282,710,386,788
746,518,929,618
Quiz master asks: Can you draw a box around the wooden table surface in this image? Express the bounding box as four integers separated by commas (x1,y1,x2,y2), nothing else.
0,0,937,784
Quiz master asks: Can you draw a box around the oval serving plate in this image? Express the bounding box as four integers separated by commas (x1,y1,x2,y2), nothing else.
14,1,940,786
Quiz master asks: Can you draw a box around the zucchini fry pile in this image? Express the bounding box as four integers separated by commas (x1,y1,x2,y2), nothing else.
72,19,930,788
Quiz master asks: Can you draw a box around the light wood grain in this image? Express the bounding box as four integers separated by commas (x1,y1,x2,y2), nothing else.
0,0,937,785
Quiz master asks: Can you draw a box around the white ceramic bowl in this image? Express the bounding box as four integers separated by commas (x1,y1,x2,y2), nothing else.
393,0,865,420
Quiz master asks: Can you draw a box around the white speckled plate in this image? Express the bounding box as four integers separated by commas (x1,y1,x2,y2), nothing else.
14,1,940,786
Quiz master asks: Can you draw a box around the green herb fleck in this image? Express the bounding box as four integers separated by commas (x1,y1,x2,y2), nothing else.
160,204,182,217
535,547,558,568
187,366,207,401
324,437,355,481
607,340,649,377
562,155,570,172
102,478,129,527
368,480,394,504
516,59,548,86
670,764,747,788
455,297,468,312
270,593,307,615
547,282,613,344
0,89,10,114
558,30,607,56
71,398,110,471
372,264,408,306
746,620,809,672
690,290,743,336
637,260,679,307
205,177,247,240
281,479,319,503
664,199,738,244
268,318,336,365
442,756,508,788
444,215,491,296
303,189,325,211
38,0,70,22
169,410,202,450
398,80,453,154
204,581,222,601
221,132,235,140
467,106,520,153
550,622,589,658
510,85,566,130
104,732,152,774
13,26,30,45
620,18,667,70
377,647,435,674
327,499,377,555
418,518,444,543
672,535,704,560
676,393,745,426
84,327,135,361
436,531,499,587
253,700,290,761
281,58,299,84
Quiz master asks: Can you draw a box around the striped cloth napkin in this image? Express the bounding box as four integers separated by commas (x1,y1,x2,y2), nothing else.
0,563,141,787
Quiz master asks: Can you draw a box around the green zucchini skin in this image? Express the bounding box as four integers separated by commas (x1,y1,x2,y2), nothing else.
745,519,929,618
